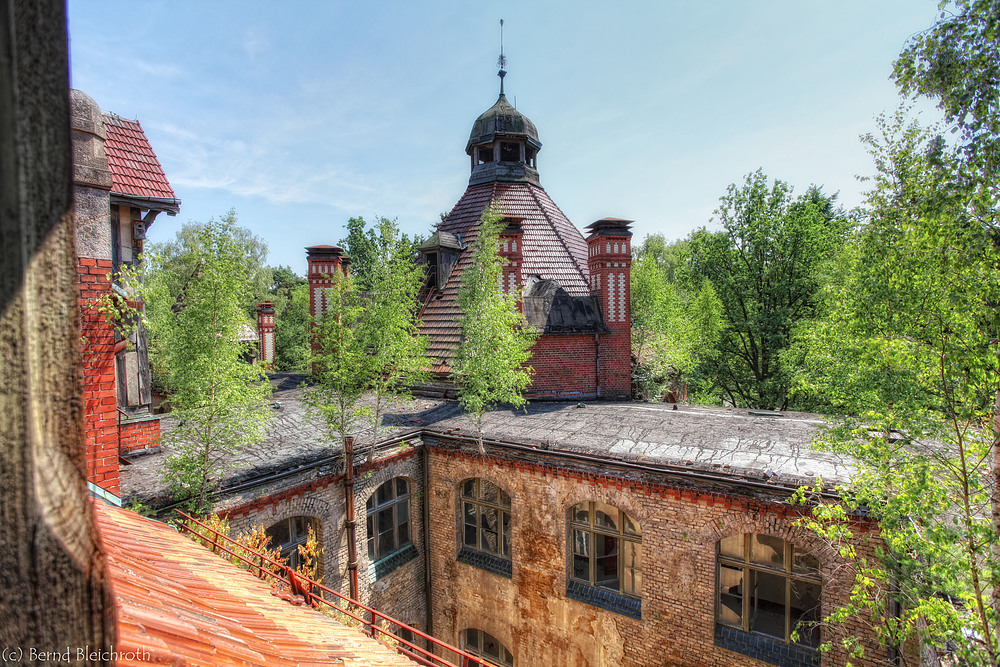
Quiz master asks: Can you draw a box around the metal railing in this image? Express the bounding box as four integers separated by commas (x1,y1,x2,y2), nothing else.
175,511,499,667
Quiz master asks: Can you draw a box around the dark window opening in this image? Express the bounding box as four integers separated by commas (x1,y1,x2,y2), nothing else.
478,146,494,164
500,142,520,162
461,628,513,667
266,516,320,574
461,478,512,559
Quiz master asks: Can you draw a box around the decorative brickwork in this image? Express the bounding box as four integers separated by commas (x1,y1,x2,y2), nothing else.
586,219,633,400
256,301,276,368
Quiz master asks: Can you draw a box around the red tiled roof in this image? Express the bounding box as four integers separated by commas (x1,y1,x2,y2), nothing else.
94,501,419,667
102,114,177,200
418,181,592,367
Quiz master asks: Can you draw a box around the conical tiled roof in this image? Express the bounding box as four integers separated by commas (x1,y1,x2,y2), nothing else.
418,181,591,370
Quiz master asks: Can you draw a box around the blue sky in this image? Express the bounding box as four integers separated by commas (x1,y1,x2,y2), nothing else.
68,1,942,273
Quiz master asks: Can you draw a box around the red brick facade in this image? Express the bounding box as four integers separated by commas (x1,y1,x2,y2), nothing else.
78,258,120,495
257,301,276,368
526,334,599,399
119,417,160,454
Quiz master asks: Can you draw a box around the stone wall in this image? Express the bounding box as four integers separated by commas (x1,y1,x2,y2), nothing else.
424,443,883,667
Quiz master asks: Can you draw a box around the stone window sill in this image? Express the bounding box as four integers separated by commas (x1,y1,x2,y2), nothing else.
714,625,819,667
566,580,640,619
368,543,417,582
457,547,512,578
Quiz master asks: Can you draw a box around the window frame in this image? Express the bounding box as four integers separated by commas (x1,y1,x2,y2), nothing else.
265,516,318,573
715,534,822,649
365,477,412,562
460,628,514,667
568,501,642,599
461,478,512,560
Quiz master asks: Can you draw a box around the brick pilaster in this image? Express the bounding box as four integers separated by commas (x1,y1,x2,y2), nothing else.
257,301,276,368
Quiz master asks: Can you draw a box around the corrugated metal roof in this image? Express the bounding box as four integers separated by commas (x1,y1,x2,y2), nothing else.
418,182,594,367
102,114,177,200
95,501,419,666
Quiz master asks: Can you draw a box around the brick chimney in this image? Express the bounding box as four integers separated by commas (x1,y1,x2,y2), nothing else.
305,245,350,374
257,301,276,368
585,218,633,399
498,217,524,309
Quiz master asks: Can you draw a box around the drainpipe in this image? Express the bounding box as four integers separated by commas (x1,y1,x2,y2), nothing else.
344,436,359,600
422,443,433,638
595,333,602,398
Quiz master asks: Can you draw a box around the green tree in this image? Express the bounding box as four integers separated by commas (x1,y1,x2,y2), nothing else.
265,266,310,372
338,216,423,290
356,218,429,460
453,206,537,454
303,269,370,447
687,172,850,409
793,113,1000,665
147,214,274,514
145,212,271,322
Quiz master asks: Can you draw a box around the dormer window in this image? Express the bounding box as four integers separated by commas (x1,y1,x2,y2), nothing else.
500,141,520,162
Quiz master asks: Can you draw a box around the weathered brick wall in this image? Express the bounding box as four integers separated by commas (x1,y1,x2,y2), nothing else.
222,445,429,634
78,258,119,495
527,334,598,399
425,445,884,667
118,415,160,453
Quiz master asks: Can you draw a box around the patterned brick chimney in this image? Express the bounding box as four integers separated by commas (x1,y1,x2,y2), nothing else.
257,301,276,368
498,217,524,309
306,245,350,375
585,218,633,399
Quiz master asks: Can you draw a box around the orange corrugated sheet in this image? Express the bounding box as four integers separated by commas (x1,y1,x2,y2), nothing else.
94,502,419,666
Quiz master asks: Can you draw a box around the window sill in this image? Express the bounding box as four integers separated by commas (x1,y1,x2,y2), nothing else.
566,580,640,619
368,544,418,582
714,625,819,667
457,547,512,578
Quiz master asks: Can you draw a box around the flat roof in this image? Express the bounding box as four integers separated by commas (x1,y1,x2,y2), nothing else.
122,374,851,507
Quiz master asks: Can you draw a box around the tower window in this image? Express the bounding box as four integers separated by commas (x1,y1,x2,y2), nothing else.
500,142,520,162
478,147,493,165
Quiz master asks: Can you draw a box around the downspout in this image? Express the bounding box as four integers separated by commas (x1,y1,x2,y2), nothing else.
422,442,434,638
595,333,602,398
344,436,359,600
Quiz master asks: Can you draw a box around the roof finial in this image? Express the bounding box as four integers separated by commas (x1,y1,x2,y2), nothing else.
497,19,507,96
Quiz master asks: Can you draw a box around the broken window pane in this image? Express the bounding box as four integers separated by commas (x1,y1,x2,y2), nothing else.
718,565,743,627
750,570,786,640
751,534,785,569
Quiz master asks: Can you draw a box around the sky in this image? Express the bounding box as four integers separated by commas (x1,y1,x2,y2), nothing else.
67,1,944,274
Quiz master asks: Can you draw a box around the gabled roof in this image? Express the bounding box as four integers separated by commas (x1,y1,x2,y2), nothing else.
418,181,592,369
95,501,419,666
102,113,180,214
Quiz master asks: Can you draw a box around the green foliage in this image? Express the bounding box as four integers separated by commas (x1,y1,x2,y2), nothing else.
149,213,274,515
356,218,430,460
894,0,1000,178
791,110,1000,664
274,281,311,372
303,269,370,446
453,206,537,453
338,215,423,290
630,250,723,400
686,171,851,409
145,211,271,321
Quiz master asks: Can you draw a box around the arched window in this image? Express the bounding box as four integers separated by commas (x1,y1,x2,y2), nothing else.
366,478,411,561
265,516,319,572
461,628,513,667
462,479,511,557
716,534,822,650
569,501,641,598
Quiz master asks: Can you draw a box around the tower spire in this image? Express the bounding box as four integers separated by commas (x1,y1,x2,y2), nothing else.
497,19,507,96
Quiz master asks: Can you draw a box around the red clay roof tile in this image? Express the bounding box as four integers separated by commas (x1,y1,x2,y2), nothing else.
102,114,177,200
